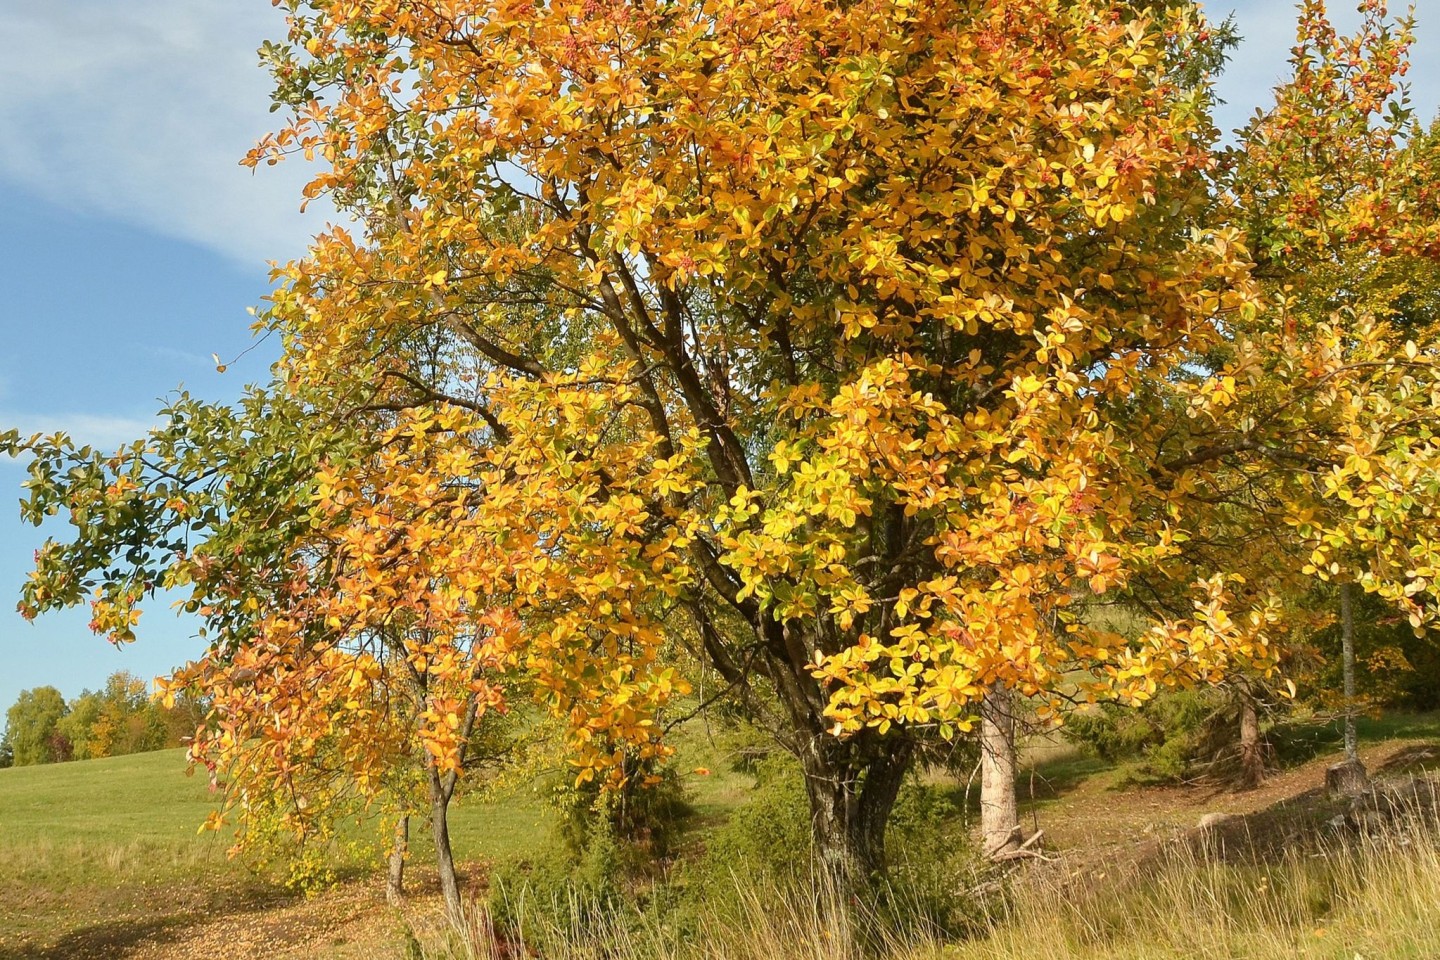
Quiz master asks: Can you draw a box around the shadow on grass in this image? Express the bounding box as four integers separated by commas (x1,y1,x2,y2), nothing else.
940,744,1112,818
1173,774,1440,867
1270,711,1440,767
1376,742,1440,776
0,873,334,960
0,915,192,960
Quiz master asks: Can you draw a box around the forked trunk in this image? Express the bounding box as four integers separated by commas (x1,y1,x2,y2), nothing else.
801,738,914,885
980,685,1020,858
386,814,409,906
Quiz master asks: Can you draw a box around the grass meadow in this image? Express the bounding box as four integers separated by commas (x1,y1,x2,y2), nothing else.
3,718,1440,959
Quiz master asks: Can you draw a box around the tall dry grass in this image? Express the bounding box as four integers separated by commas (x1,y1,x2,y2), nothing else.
407,872,945,960
956,810,1440,959
406,783,1440,960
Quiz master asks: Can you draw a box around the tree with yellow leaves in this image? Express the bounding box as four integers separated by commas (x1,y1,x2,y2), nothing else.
244,0,1266,876
10,0,1440,884
1221,0,1440,791
1085,0,1440,795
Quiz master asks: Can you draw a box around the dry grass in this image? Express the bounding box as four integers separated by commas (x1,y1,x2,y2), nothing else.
954,804,1440,959
406,781,1440,960
405,874,945,960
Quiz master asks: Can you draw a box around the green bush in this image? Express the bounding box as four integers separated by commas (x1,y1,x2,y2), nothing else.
489,748,983,949
677,754,981,939
881,778,985,938
1064,689,1230,784
688,754,812,888
557,763,693,869
488,761,694,943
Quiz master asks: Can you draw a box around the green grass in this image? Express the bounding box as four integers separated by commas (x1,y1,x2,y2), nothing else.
447,781,552,866
0,748,560,958
5,713,1440,959
1271,709,1440,766
0,749,262,956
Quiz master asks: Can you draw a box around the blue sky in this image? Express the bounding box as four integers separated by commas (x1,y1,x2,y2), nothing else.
1,1,1438,727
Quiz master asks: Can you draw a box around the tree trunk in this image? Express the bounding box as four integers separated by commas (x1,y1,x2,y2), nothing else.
401,648,485,928
386,814,409,906
980,685,1020,858
1237,684,1264,790
1340,581,1359,764
427,767,464,925
1328,582,1370,797
801,737,914,885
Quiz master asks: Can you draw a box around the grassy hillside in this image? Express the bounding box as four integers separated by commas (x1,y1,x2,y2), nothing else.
0,735,747,959
4,717,1440,959
0,748,553,958
0,749,243,957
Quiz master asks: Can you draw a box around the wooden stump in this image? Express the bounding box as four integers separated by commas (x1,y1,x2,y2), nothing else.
1326,758,1370,799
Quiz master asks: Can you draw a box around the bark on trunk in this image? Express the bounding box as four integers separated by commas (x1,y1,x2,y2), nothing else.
1237,685,1264,790
1328,582,1370,798
801,738,914,885
1340,581,1359,764
427,769,464,925
400,641,485,928
980,685,1020,858
386,815,409,906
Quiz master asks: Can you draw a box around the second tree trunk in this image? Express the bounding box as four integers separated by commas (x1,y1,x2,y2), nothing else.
980,685,1020,858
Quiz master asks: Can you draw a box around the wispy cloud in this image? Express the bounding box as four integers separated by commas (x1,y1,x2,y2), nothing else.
146,344,219,370
0,2,332,270
2,411,157,451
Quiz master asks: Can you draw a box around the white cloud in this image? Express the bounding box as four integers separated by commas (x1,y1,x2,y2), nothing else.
0,2,330,270
2,411,157,451
146,344,219,370
0,2,1433,272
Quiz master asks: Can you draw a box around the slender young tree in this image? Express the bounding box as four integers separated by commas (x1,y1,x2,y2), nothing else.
1227,3,1440,801
1328,580,1371,796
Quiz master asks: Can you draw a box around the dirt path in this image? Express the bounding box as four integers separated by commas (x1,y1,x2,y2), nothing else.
2,874,452,960
122,878,405,960
1027,736,1440,866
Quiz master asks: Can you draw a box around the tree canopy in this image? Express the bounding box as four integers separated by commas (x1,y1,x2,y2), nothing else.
5,0,1440,879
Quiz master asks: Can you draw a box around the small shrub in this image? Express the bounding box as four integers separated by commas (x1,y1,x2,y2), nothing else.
557,763,693,869
1064,689,1231,784
689,754,812,888
881,779,985,938
488,762,694,943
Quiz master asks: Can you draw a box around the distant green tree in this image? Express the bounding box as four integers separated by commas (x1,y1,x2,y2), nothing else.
90,672,168,758
5,687,69,765
0,733,13,768
53,672,174,761
55,691,105,760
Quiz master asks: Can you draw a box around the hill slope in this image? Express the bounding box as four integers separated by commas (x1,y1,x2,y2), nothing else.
4,719,1440,960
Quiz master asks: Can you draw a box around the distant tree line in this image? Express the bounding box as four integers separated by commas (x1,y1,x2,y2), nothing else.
0,672,207,768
